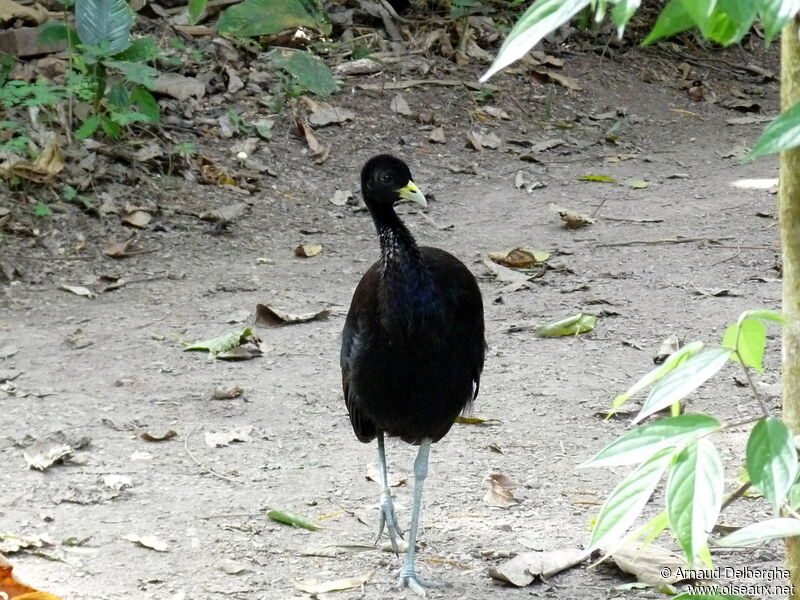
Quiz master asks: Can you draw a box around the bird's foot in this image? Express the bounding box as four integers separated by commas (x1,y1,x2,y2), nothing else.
397,567,448,598
376,491,403,554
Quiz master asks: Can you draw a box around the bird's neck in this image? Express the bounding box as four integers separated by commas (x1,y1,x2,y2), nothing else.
374,210,426,287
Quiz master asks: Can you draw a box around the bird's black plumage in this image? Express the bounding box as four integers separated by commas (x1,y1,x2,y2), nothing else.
341,155,486,445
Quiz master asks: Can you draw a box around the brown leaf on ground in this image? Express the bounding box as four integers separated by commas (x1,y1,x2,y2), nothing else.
1,553,62,599
428,126,446,144
365,463,406,487
199,202,248,223
548,203,595,228
1,140,64,183
489,248,550,269
531,68,582,90
123,534,169,552
294,244,322,258
294,572,372,594
466,130,501,150
140,430,177,442
199,156,236,186
611,543,691,585
212,386,244,400
484,473,518,508
103,234,146,258
152,73,206,101
308,103,355,127
390,93,413,116
488,548,587,586
255,303,330,327
122,210,152,229
24,439,72,470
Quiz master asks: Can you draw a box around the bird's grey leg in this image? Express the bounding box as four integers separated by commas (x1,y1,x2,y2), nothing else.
376,432,402,554
398,438,447,597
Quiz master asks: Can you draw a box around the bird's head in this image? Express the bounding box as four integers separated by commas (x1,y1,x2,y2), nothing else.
360,154,427,211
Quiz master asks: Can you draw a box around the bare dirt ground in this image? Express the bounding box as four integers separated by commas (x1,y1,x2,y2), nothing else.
0,33,791,600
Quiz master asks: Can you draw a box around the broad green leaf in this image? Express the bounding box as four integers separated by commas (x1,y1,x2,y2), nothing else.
38,21,69,44
270,49,338,97
589,448,673,550
75,0,134,55
584,414,722,467
746,417,798,509
642,0,694,45
114,36,160,62
679,0,715,35
718,517,800,546
131,85,160,123
790,479,800,510
75,114,102,139
578,174,617,182
100,115,123,138
34,203,52,217
188,0,207,24
745,309,786,325
666,439,724,561
721,317,766,372
611,341,704,412
184,327,254,355
705,2,756,45
104,60,157,88
637,510,668,544
633,347,731,424
756,0,800,43
611,0,641,37
629,179,649,189
535,313,596,337
267,510,321,530
749,101,800,159
480,0,590,82
218,0,331,37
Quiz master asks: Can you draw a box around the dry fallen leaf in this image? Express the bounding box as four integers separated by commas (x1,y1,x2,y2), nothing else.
611,543,691,585
294,572,372,594
482,258,531,293
205,425,253,448
488,248,550,269
122,210,152,229
124,534,169,552
309,103,355,127
255,303,330,328
531,68,582,90
428,126,446,144
152,72,205,101
200,156,236,186
23,440,73,470
295,244,323,258
390,93,413,116
330,189,353,206
103,234,147,259
484,473,518,508
295,118,330,164
653,335,682,365
365,463,406,487
1,552,62,600
0,139,65,183
212,386,244,400
199,202,248,223
548,203,595,229
466,130,502,151
488,548,587,586
60,284,96,299
140,430,177,442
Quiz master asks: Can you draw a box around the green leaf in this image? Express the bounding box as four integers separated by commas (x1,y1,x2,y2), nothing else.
480,0,590,82
744,308,786,325
535,313,596,337
628,179,649,189
33,203,52,217
75,115,101,139
270,49,338,97
746,417,798,510
188,0,207,24
755,0,800,43
104,60,157,88
101,116,123,138
721,317,766,372
578,174,617,182
217,0,331,37
75,0,135,55
749,100,800,159
184,327,254,355
666,438,724,562
110,110,151,125
611,0,641,37
611,341,704,412
717,517,800,546
267,510,321,530
642,0,695,45
679,0,715,35
114,36,160,61
131,85,160,122
38,21,69,44
790,478,800,510
633,347,731,424
583,414,722,467
589,448,674,550
705,2,756,45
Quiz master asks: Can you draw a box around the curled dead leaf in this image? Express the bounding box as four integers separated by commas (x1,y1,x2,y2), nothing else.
0,553,63,600
484,473,517,508
294,572,372,594
200,156,236,186
255,303,330,328
23,440,72,470
122,210,152,229
60,285,96,299
212,386,244,400
548,203,595,229
140,430,177,442
123,534,169,552
488,548,587,586
488,248,550,269
0,140,64,183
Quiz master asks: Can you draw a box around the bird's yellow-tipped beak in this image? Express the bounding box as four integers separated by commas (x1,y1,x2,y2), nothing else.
397,181,427,208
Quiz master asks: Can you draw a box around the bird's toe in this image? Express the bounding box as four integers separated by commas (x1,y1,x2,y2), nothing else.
397,569,448,597
377,492,403,553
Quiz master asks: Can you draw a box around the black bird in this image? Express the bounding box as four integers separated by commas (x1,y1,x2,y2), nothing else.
341,155,486,595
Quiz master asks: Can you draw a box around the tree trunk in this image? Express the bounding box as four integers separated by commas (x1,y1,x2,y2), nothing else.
781,17,800,600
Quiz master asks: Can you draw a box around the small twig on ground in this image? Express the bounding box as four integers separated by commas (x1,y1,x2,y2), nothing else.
596,236,736,247
184,426,242,484
721,482,752,513
601,216,664,223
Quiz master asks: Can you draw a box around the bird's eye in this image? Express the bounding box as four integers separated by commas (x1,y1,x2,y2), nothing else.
379,172,393,185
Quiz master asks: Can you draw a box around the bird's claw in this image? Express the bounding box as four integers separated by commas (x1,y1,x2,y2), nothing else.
376,491,403,554
398,567,448,597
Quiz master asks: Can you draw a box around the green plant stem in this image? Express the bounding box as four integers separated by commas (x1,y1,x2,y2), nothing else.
780,16,800,600
734,350,770,417
93,62,107,111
